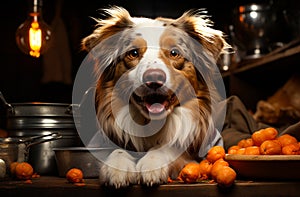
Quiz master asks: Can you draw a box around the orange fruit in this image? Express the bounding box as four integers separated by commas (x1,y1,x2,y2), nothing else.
210,159,229,179
15,162,34,180
238,138,254,148
227,145,240,154
66,168,84,183
206,146,226,163
252,127,278,146
260,140,282,155
198,159,212,180
178,162,201,183
282,143,300,155
214,165,236,188
167,177,173,183
236,148,246,155
244,146,260,155
277,134,298,147
10,161,19,175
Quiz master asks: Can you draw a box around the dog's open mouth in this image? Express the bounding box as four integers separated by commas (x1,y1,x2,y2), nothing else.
130,90,177,119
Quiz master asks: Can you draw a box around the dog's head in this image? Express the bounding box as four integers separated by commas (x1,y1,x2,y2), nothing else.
81,6,228,151
82,6,227,120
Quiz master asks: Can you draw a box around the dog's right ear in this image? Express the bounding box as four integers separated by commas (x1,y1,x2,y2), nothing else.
171,9,230,61
81,6,134,52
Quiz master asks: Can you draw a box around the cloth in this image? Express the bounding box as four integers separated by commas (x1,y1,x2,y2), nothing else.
221,95,300,150
198,128,223,158
42,0,72,84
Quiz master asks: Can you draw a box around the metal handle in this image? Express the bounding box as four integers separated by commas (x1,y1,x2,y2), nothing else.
22,132,63,161
66,86,96,115
24,132,62,147
0,91,14,113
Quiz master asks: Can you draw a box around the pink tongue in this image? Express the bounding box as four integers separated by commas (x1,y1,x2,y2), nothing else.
146,103,165,114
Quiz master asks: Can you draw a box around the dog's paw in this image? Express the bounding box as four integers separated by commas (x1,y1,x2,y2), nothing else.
139,165,169,186
99,149,139,188
136,152,169,186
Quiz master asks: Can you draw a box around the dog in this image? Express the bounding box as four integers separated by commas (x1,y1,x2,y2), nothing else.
81,6,228,188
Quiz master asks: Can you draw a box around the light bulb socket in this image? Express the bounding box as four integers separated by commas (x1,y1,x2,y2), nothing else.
16,0,52,58
28,0,43,13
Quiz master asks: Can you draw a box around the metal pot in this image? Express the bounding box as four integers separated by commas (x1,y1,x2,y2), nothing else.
4,103,74,130
53,147,113,178
232,3,288,59
0,92,82,175
0,91,75,130
0,133,61,176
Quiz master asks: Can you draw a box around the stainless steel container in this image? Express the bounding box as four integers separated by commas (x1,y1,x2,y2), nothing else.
232,3,287,59
0,92,82,175
0,133,61,176
53,147,113,178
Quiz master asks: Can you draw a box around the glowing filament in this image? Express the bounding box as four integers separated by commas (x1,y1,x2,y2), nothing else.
29,21,42,57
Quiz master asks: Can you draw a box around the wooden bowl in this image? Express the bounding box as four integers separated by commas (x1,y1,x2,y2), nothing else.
225,154,300,180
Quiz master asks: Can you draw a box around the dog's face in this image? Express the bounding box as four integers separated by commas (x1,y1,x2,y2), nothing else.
114,24,204,121
82,7,226,122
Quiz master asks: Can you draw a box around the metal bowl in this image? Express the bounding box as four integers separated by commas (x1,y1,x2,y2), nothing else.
53,147,114,178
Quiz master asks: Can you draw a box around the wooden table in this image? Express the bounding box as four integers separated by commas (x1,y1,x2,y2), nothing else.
0,176,299,197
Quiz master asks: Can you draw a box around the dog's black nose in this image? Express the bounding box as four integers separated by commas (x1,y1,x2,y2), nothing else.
143,69,166,89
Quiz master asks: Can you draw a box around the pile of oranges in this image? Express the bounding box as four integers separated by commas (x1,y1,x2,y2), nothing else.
176,146,236,188
228,127,300,155
9,161,39,183
174,127,300,187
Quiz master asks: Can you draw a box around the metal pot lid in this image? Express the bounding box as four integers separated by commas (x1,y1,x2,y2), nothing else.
5,102,73,117
9,102,70,106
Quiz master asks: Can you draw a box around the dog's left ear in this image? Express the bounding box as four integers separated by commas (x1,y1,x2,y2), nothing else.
171,10,229,61
81,6,134,52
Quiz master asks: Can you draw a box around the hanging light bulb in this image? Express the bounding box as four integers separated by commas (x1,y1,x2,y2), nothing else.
16,0,52,58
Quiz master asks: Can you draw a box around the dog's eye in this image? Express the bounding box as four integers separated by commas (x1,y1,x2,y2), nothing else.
127,49,139,59
170,49,180,58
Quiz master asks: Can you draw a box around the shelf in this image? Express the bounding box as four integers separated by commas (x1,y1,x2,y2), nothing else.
220,38,300,111
222,39,300,77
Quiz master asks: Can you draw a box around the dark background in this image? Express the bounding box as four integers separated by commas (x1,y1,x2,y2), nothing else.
0,0,296,104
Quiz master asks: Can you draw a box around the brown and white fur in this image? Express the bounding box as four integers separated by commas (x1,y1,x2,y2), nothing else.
81,6,228,188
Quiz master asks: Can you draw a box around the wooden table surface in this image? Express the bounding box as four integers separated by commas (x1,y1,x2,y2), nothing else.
0,176,300,197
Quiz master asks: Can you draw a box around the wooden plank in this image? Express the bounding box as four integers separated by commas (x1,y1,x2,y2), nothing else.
0,176,300,197
221,41,300,77
235,44,300,74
